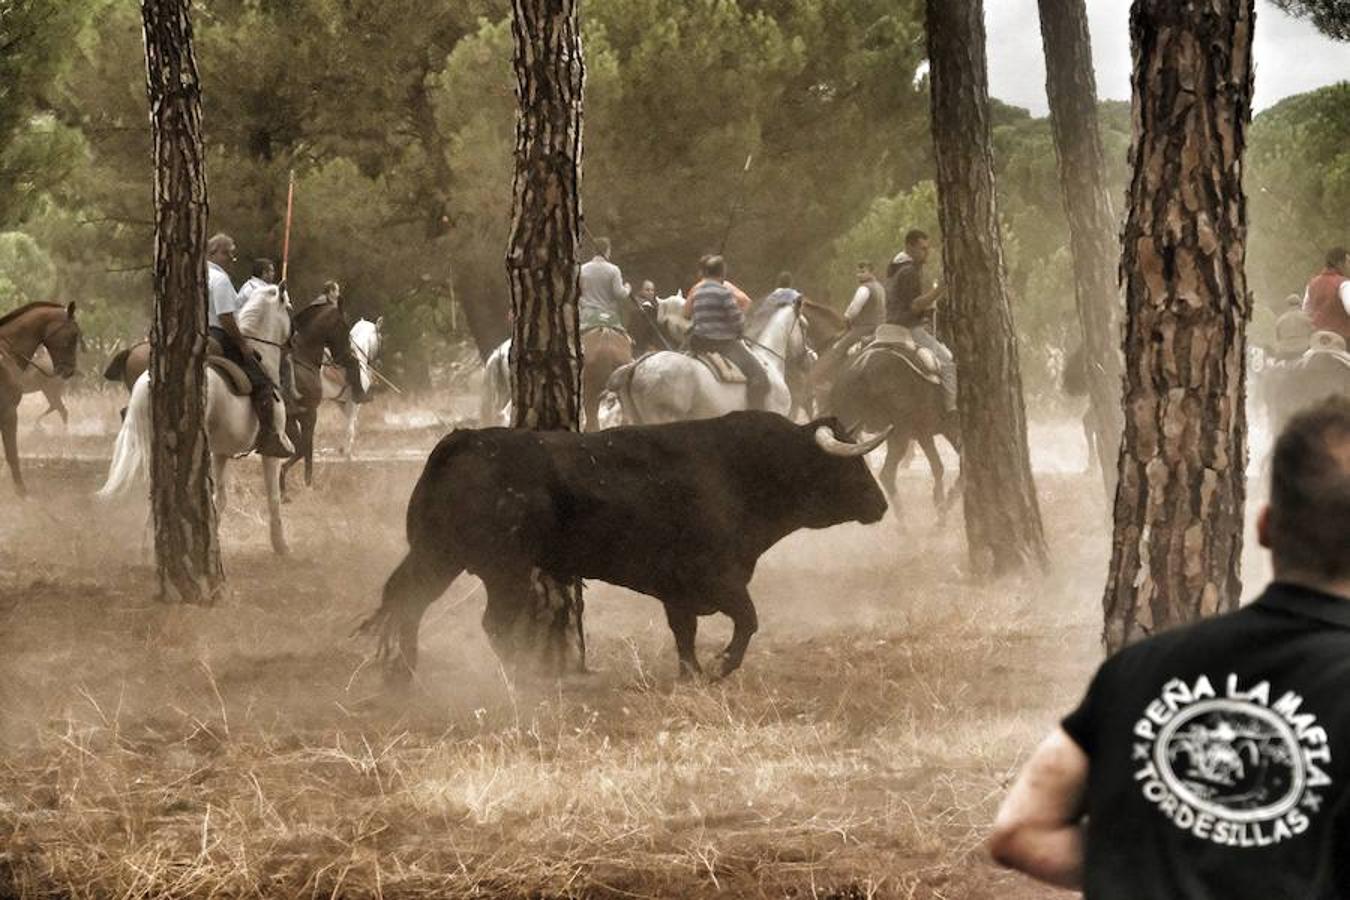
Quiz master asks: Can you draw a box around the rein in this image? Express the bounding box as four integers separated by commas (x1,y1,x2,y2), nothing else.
0,336,58,378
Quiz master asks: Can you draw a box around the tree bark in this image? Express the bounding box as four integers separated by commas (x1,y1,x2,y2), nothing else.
503,0,586,675
925,0,1047,575
141,0,223,604
1037,0,1125,495
1103,0,1254,653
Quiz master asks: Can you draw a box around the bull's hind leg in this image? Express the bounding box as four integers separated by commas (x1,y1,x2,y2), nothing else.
663,604,702,679
714,585,759,679
365,551,462,685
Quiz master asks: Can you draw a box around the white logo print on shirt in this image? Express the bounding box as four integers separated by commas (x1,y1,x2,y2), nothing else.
1132,674,1332,847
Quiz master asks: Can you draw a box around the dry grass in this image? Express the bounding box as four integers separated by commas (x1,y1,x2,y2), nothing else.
0,399,1168,898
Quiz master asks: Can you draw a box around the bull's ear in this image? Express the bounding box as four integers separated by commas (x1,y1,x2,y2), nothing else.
66,301,77,319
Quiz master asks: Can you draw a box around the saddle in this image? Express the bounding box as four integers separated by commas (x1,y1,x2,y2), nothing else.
207,355,253,396
694,351,747,384
857,325,941,385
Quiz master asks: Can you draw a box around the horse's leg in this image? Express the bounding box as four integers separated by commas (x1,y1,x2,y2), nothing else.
918,434,946,516
262,455,288,556
1,400,25,497
343,401,359,458
303,407,317,487
212,454,230,514
280,416,301,502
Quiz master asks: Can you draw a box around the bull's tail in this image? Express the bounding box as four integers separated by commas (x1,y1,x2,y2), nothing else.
97,373,152,499
103,348,132,383
355,549,463,684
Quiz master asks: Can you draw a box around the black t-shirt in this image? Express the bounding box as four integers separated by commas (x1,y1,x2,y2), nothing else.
1062,583,1350,899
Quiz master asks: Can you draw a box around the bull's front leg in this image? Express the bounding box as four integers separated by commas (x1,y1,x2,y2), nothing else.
715,585,759,679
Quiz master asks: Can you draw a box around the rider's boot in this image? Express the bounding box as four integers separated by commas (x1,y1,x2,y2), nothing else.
252,389,295,458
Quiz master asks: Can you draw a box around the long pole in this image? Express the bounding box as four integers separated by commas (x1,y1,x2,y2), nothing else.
280,169,295,282
718,152,753,256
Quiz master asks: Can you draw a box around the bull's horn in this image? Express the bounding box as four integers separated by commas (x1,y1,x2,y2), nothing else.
814,425,892,457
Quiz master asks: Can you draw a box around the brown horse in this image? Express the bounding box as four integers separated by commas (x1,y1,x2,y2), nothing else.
828,346,960,520
103,340,151,394
17,346,72,429
282,300,364,496
0,302,81,495
581,327,633,431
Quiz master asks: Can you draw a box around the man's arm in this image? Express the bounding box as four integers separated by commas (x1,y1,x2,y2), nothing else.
911,283,947,314
609,266,629,305
218,311,249,352
988,728,1089,890
843,284,871,324
727,281,752,311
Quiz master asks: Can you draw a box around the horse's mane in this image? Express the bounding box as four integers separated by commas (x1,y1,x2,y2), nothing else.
801,298,846,330
0,301,62,328
235,286,286,338
293,299,341,332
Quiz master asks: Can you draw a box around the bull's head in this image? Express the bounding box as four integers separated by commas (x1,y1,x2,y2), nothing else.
799,418,890,527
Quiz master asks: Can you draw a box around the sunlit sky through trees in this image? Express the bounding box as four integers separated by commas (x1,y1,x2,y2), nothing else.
986,0,1349,115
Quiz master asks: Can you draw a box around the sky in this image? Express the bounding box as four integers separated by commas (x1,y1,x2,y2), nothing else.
985,0,1350,116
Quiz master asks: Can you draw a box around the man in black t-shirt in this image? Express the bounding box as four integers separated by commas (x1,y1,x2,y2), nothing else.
990,394,1350,899
886,229,955,413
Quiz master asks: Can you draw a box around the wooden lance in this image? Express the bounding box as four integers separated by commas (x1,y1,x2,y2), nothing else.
280,169,295,283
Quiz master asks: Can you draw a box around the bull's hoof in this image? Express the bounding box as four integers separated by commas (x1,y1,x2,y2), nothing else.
271,539,290,557
714,653,742,681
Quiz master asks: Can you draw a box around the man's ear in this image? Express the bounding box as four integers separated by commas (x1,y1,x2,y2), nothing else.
1256,504,1273,550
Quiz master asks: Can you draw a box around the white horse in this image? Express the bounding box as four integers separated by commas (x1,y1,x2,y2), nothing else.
601,301,808,426
97,285,293,555
479,295,691,427
319,316,382,456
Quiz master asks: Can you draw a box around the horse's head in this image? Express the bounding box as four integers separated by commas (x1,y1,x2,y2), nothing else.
42,302,82,378
655,294,690,344
237,285,292,345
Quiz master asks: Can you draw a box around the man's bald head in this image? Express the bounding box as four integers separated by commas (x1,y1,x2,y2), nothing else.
1262,395,1350,583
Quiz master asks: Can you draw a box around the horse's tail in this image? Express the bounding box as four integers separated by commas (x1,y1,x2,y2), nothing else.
103,347,131,383
604,357,645,426
97,373,152,499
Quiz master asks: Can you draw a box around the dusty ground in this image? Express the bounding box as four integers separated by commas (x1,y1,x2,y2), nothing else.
0,390,1273,898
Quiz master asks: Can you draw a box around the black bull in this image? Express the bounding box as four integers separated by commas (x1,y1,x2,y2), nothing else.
361,411,890,680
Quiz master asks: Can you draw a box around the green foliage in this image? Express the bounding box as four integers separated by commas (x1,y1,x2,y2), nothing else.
0,230,56,306
0,0,1342,394
1247,82,1350,302
0,0,100,225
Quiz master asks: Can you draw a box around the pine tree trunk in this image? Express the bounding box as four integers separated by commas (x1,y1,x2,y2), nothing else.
925,0,1047,575
1037,0,1125,495
503,0,586,675
1103,0,1254,653
142,0,223,604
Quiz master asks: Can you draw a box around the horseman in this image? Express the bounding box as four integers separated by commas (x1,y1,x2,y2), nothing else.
684,254,769,411
579,237,630,334
814,262,885,382
206,233,290,457
1302,246,1350,341
1274,292,1316,358
239,257,276,302
887,229,956,417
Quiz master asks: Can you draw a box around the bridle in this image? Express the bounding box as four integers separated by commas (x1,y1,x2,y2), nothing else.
0,317,81,379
